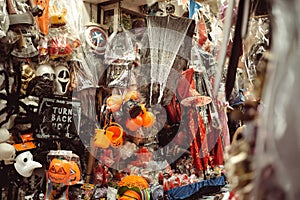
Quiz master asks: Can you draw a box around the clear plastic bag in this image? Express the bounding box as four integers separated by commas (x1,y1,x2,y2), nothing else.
253,1,300,199
0,0,9,39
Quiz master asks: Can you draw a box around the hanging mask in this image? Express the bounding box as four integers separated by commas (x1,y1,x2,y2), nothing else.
36,64,55,80
54,64,70,95
0,143,15,162
21,64,36,95
14,151,42,177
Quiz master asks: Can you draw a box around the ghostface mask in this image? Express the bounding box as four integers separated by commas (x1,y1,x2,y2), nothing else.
54,64,70,95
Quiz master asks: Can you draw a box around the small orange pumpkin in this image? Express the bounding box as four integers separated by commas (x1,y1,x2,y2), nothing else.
141,112,155,128
125,116,143,132
107,95,123,112
124,90,141,102
48,158,71,184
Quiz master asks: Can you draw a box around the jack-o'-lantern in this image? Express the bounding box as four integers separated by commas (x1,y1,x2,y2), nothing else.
124,90,141,102
48,158,71,184
107,95,123,112
141,112,155,128
106,123,124,148
69,161,81,185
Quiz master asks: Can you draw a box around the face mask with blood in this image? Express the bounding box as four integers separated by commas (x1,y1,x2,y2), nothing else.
54,65,70,95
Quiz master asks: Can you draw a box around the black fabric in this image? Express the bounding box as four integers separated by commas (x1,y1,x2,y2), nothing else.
225,0,246,100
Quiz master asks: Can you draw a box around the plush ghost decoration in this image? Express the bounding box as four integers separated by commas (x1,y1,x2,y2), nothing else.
54,64,70,95
14,151,42,177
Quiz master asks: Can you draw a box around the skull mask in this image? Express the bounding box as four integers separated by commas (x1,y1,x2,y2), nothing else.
36,64,55,80
54,65,70,95
166,3,175,15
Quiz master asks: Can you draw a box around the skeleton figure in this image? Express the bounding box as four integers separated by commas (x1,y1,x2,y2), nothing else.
165,3,175,15
54,64,70,95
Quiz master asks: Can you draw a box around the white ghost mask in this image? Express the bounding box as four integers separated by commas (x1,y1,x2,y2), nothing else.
54,65,70,95
14,151,42,177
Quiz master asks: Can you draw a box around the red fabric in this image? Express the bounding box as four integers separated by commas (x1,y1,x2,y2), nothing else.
197,17,208,46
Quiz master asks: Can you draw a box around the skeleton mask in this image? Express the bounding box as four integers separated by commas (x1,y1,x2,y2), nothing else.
21,64,35,95
36,64,55,80
0,143,16,163
14,151,42,177
54,65,70,95
166,3,175,15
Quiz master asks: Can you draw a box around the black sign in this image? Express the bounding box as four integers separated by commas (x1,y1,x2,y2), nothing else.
37,97,81,139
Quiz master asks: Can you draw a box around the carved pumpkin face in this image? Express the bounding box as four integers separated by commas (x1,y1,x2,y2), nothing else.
48,158,70,184
69,161,81,185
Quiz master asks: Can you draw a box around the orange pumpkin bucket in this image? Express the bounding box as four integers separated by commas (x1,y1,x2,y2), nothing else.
106,123,124,148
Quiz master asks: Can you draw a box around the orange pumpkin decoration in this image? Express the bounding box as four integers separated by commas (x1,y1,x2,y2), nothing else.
106,123,124,148
107,95,123,112
124,90,141,102
68,161,81,185
141,112,155,128
48,158,71,184
125,116,143,132
119,190,141,200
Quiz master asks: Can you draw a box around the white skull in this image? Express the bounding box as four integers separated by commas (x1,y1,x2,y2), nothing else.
0,143,16,162
54,65,70,95
24,193,34,200
36,64,55,80
14,151,42,177
166,3,175,14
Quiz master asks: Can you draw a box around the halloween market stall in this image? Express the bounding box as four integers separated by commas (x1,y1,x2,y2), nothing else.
0,0,292,199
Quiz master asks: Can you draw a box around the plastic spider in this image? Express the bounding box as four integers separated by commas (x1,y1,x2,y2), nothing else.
0,64,38,132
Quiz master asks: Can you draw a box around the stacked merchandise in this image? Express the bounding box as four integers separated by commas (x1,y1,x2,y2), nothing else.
0,0,262,199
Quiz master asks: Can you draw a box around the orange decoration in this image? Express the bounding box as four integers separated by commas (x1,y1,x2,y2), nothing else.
124,90,141,102
107,95,123,112
94,128,113,148
106,123,124,148
35,0,50,35
140,104,147,115
120,190,141,200
125,116,143,132
119,175,149,189
48,158,71,184
141,112,155,128
68,161,81,185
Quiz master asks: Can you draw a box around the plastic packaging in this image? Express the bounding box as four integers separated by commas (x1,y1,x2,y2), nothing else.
0,0,9,38
252,0,300,199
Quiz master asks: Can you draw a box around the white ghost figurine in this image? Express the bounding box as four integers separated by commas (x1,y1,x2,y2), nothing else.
14,151,42,177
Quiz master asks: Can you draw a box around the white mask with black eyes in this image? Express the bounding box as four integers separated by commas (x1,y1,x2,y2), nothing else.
54,65,70,95
14,151,42,177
